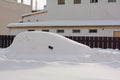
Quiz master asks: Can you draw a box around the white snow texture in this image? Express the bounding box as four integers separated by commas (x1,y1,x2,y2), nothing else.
5,31,91,60
0,31,120,80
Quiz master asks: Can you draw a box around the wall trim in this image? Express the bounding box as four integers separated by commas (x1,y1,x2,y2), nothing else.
9,25,120,29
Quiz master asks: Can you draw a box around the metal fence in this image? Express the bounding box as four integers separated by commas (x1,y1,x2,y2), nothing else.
66,36,120,49
0,35,15,48
0,35,120,50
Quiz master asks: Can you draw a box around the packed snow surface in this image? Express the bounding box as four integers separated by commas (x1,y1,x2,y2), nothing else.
0,31,120,80
4,31,91,60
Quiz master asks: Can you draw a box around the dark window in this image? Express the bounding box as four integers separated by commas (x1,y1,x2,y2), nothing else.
42,29,49,32
74,0,81,4
108,0,116,2
90,0,98,3
58,0,65,5
89,29,97,33
73,29,80,33
36,19,39,22
28,29,35,31
28,20,30,22
57,29,64,33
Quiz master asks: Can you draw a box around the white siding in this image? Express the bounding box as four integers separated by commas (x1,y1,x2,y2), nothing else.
11,0,120,36
10,28,120,37
23,0,120,22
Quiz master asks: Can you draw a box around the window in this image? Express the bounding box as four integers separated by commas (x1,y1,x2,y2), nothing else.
28,29,35,31
58,0,65,5
108,0,116,2
90,0,98,3
74,0,81,4
89,29,97,33
73,29,80,33
42,29,49,32
36,19,39,22
57,29,64,33
28,20,30,22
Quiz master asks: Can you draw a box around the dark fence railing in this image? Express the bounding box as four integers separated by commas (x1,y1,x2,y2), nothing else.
0,35,15,48
66,36,120,50
0,35,120,50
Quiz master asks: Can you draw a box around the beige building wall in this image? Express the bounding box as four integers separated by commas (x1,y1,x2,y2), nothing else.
0,0,31,35
23,0,120,22
8,26,120,37
4,0,17,3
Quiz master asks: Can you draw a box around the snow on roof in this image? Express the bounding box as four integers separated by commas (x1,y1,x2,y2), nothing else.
7,20,120,28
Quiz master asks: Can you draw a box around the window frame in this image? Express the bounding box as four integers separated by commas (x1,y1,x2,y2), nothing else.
89,29,97,33
42,29,49,32
90,0,98,3
58,0,65,5
57,29,64,33
72,29,81,33
108,0,116,3
74,0,81,4
28,29,35,31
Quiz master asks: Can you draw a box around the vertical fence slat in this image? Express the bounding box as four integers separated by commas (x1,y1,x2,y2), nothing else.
86,37,89,47
89,37,94,48
0,36,2,48
113,37,117,49
94,37,99,48
2,36,4,48
107,37,111,49
118,37,120,50
103,37,107,49
98,37,102,48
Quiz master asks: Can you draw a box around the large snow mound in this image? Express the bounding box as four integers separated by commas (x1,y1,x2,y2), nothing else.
0,32,120,80
4,31,91,60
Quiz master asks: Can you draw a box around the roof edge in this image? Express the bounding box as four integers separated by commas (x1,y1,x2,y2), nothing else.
22,10,47,18
7,20,120,28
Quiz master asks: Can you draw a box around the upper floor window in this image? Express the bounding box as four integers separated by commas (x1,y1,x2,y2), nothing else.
58,0,65,5
90,0,98,3
108,0,116,2
74,0,81,4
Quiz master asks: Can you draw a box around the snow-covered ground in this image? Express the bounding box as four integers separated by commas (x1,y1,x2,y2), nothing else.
0,31,120,80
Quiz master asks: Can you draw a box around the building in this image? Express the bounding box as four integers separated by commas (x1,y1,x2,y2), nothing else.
7,0,120,37
4,0,17,3
0,0,31,35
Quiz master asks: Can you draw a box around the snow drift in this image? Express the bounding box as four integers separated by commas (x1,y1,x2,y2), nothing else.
4,31,91,60
0,31,120,80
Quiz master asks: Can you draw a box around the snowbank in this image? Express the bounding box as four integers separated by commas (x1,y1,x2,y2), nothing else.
0,62,120,80
0,31,120,80
4,31,91,60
